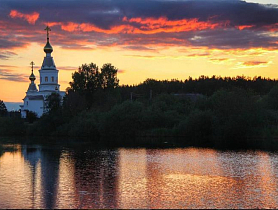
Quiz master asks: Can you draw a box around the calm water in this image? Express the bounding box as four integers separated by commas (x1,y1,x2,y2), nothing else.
0,143,278,209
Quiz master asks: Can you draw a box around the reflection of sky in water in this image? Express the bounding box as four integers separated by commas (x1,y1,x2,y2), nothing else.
0,145,277,209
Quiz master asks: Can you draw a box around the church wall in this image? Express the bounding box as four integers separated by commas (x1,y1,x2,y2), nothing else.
39,70,59,91
26,99,44,117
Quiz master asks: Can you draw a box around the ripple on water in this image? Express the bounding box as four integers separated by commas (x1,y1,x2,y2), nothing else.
0,146,278,208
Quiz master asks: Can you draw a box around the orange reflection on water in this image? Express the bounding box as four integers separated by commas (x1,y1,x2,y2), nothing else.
255,151,278,208
0,147,43,209
56,151,78,209
0,145,278,209
118,148,148,208
117,148,260,209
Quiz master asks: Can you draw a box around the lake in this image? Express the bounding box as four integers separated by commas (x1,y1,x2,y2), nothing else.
0,142,277,209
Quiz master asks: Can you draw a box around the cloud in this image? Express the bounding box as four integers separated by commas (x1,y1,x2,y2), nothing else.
0,51,17,60
0,0,278,51
0,68,28,82
186,53,210,58
9,10,39,25
118,69,125,74
59,66,78,71
242,61,269,66
209,58,235,64
122,45,157,51
233,60,272,69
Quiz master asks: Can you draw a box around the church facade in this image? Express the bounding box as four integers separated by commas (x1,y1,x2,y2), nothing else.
20,26,65,118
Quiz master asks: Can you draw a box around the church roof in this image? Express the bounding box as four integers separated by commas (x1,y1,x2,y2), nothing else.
28,95,44,100
27,82,38,92
42,56,56,69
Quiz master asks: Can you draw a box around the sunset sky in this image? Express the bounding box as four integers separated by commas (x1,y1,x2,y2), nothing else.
1,0,278,103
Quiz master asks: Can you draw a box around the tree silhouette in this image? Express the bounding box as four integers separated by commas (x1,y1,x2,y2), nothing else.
100,63,119,89
45,93,62,114
0,100,7,117
68,62,120,108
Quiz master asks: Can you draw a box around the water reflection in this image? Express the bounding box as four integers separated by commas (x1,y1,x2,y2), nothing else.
0,145,277,209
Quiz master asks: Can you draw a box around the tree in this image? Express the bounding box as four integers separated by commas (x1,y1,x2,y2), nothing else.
69,63,100,93
0,100,7,117
100,63,119,89
26,111,38,123
68,62,120,109
62,90,87,117
45,93,62,114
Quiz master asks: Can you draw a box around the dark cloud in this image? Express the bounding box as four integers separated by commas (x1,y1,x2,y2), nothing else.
0,51,17,60
0,0,278,50
0,68,28,82
122,45,157,51
188,29,278,49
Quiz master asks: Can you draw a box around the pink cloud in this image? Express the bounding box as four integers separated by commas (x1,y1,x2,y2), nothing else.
46,16,225,35
9,10,40,25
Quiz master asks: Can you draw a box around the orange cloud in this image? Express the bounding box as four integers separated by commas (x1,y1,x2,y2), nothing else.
233,60,272,69
9,10,39,25
47,16,224,35
264,23,278,32
237,25,255,30
123,17,223,34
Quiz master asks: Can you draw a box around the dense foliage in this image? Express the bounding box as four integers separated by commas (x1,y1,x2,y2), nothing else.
2,63,278,148
0,100,7,117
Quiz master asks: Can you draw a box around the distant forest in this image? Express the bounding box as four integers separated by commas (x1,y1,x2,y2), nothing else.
1,63,278,149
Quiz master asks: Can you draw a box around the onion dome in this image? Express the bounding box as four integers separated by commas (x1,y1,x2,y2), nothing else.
29,72,36,81
44,26,53,54
44,40,53,54
29,61,36,81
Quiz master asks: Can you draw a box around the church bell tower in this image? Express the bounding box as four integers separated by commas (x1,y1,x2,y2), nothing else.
38,26,60,92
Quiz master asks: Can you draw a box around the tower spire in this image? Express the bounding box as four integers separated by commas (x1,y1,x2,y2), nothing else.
44,26,53,54
29,61,36,82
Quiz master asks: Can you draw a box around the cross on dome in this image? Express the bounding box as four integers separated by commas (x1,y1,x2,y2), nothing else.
29,61,36,81
30,61,35,73
44,26,53,54
44,26,51,40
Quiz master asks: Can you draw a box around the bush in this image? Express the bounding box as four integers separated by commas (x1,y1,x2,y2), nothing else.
176,109,213,141
210,89,264,141
56,111,100,138
100,101,144,137
0,117,26,136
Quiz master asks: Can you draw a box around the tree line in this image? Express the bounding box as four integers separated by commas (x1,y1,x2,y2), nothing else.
1,62,278,149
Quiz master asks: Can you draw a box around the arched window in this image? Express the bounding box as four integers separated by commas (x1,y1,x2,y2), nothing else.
51,76,54,82
45,77,48,82
26,101,28,106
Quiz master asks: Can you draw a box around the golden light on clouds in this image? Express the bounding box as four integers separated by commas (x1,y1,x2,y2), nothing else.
1,0,278,103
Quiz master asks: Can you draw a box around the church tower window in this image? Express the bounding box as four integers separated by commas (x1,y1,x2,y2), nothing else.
51,76,54,82
45,77,48,82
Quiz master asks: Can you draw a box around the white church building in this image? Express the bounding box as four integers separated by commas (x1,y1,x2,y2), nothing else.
20,26,65,118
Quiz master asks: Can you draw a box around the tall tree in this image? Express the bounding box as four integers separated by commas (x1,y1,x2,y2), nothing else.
69,63,100,93
100,63,119,89
0,100,7,117
67,62,120,109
